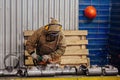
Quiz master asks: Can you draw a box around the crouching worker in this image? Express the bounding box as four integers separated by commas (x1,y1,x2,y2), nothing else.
26,18,66,66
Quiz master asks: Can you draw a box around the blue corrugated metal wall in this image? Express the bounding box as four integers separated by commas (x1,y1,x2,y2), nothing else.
79,0,111,66
109,0,120,69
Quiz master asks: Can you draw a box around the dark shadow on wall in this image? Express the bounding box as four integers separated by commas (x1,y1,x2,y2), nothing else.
109,0,120,74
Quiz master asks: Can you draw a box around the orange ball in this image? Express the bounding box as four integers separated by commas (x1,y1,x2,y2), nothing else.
84,6,97,19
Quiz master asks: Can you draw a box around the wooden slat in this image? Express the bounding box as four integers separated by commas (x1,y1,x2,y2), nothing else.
81,45,86,49
60,58,88,65
24,30,88,37
64,30,88,36
24,40,88,46
25,50,30,56
82,56,87,58
25,56,89,66
66,40,88,45
61,56,83,59
25,48,89,56
25,45,89,56
64,49,88,55
25,57,34,65
66,36,81,40
61,55,87,60
25,60,34,65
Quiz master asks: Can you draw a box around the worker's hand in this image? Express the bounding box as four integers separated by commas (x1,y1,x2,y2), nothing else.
42,55,52,63
31,52,38,60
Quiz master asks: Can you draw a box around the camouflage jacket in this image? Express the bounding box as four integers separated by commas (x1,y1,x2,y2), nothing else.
26,27,66,59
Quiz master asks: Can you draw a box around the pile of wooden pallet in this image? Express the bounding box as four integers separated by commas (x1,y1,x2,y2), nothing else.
24,30,90,67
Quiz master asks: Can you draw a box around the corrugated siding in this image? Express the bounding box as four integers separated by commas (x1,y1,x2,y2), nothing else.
109,0,120,67
79,0,111,66
0,0,78,69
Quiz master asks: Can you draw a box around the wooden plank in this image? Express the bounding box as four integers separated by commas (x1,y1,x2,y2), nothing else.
61,56,83,59
61,56,87,60
66,40,88,45
82,56,87,59
25,47,89,56
24,30,88,37
25,56,89,66
64,31,88,36
81,45,86,49
65,46,89,55
66,36,81,40
25,50,30,56
25,60,34,65
66,46,81,50
25,56,34,65
24,36,84,44
60,58,88,65
64,49,88,55
24,39,88,46
25,44,89,55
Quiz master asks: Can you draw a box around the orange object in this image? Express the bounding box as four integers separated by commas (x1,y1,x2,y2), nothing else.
84,6,97,19
38,58,60,65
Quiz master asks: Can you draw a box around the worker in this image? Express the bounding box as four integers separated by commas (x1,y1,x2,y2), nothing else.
26,18,66,65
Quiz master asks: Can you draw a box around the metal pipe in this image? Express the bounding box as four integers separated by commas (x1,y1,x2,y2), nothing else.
77,65,87,75
62,66,76,75
102,65,118,76
86,65,102,76
26,66,41,77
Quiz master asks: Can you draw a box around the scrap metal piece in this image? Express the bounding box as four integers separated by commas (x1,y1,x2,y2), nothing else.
77,65,87,75
102,65,118,76
0,70,3,76
41,64,55,76
2,69,18,76
62,65,76,75
86,65,102,76
26,66,41,77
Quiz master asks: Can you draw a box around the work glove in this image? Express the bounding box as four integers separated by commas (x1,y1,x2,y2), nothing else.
42,55,52,63
30,51,38,60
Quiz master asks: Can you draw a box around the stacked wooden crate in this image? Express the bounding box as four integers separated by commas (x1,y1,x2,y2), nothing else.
60,31,89,67
24,30,90,67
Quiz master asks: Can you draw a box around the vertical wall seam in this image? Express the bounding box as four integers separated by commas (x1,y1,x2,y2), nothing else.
64,0,65,29
69,0,71,30
10,0,12,66
32,0,33,30
16,0,17,54
4,0,6,56
58,0,60,21
43,0,45,25
37,0,39,28
27,0,28,30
